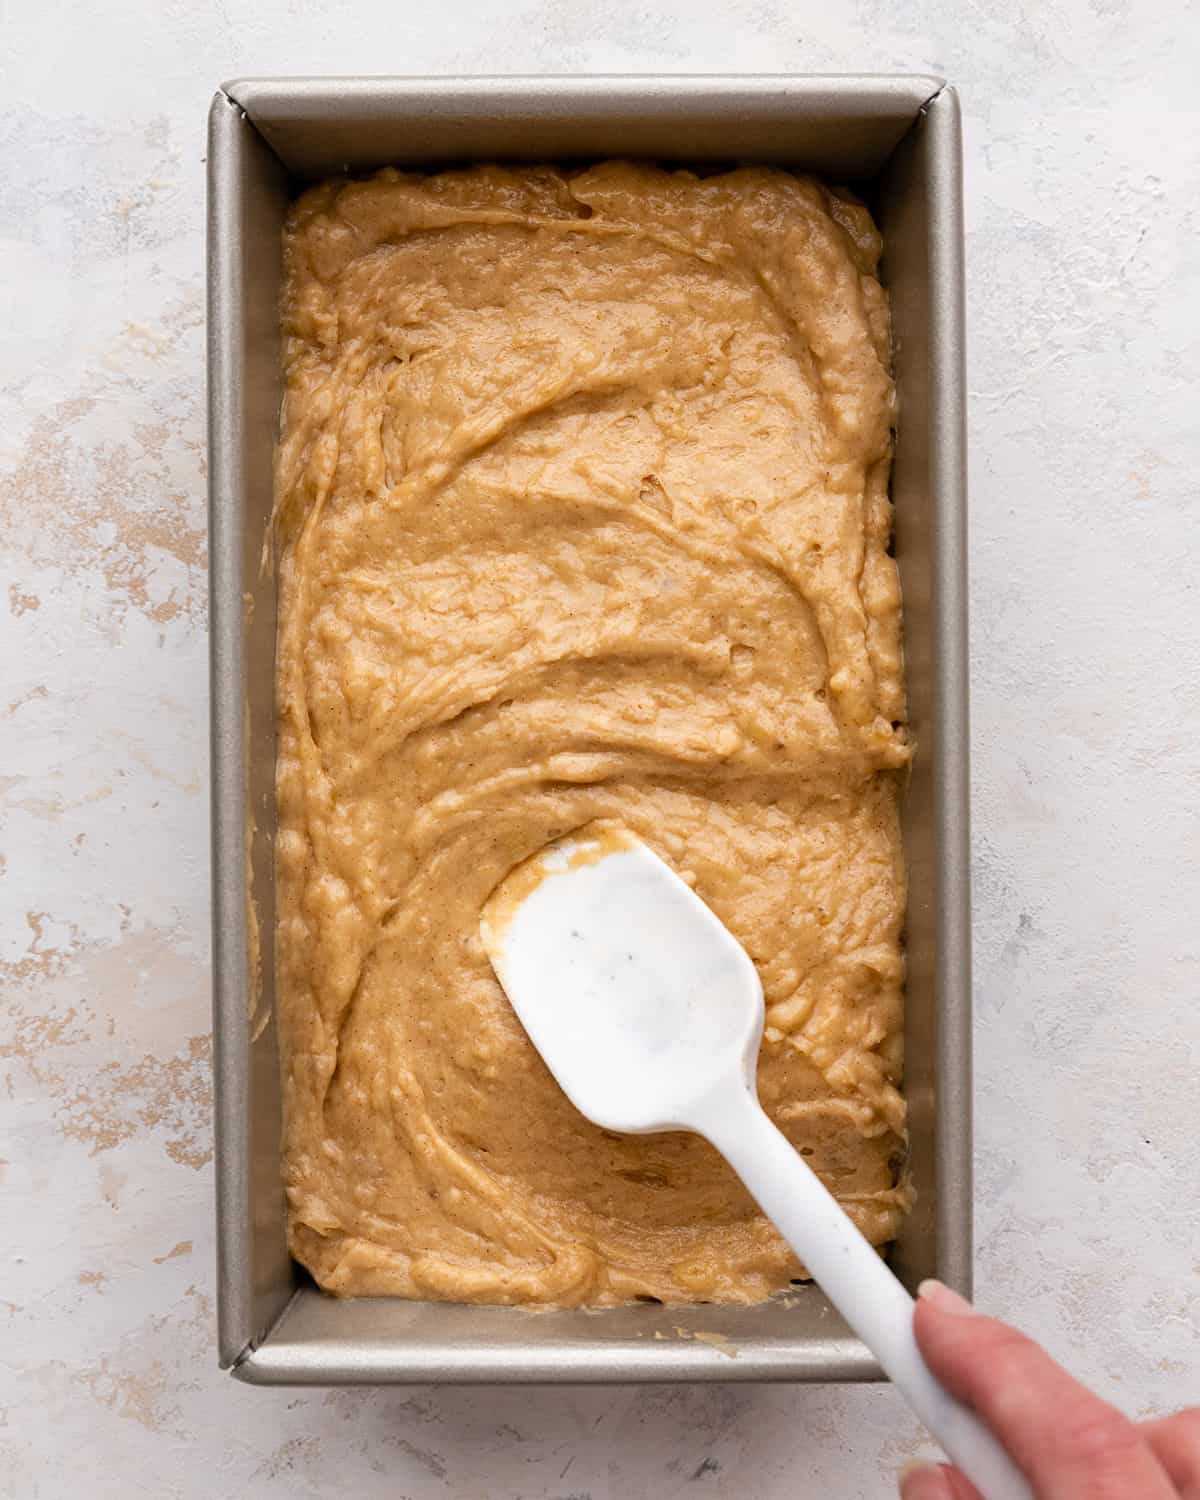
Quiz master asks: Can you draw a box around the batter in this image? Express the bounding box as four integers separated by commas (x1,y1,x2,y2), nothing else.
274,162,911,1305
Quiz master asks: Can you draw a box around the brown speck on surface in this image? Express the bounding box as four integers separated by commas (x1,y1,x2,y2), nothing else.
152,1240,193,1264
98,1161,126,1211
251,1436,324,1482
8,583,40,615
1,1000,91,1059
4,685,50,719
58,1034,212,1168
78,1355,181,1434
1,369,206,629
1,911,85,986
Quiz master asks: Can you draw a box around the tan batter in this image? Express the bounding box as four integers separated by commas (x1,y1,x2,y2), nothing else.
274,162,911,1305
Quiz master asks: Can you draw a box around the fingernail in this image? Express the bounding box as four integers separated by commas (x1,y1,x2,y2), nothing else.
898,1460,948,1497
918,1278,977,1316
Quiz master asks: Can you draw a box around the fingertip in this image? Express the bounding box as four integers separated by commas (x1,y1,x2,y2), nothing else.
899,1461,983,1500
911,1285,997,1375
911,1289,972,1370
898,1461,955,1499
917,1279,977,1317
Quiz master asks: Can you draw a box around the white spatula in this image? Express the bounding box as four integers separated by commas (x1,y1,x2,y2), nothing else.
481,826,1032,1500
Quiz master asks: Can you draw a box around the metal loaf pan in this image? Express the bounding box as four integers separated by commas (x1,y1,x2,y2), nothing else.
208,74,969,1385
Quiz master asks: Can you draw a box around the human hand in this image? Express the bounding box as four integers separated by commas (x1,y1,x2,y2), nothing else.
899,1280,1200,1499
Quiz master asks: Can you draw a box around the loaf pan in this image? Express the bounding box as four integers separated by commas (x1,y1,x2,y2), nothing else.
207,73,969,1385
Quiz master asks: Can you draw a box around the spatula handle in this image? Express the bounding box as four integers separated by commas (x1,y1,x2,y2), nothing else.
698,1086,1033,1500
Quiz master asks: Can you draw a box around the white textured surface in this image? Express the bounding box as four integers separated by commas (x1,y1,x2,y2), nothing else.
3,3,1198,1495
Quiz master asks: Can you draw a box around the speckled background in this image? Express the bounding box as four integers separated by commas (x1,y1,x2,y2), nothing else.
2,3,1197,1496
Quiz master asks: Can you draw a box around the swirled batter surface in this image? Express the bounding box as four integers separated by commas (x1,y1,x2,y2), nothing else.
275,163,911,1305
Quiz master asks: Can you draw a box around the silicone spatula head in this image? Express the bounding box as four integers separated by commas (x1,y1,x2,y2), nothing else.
479,825,763,1135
